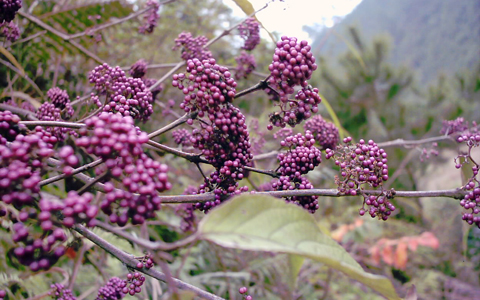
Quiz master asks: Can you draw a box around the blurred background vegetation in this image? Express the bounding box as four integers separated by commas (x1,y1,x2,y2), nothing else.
1,0,479,299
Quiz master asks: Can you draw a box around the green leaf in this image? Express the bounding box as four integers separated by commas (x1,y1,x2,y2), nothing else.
198,194,401,300
287,254,304,291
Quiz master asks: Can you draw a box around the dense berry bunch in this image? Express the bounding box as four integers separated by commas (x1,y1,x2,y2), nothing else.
0,20,20,42
0,110,25,144
129,59,148,78
57,145,79,175
47,87,74,118
76,113,170,225
0,128,56,208
239,286,254,300
36,102,75,141
40,191,98,228
191,105,252,212
172,32,213,61
173,58,237,115
49,283,76,300
171,128,192,147
238,17,260,51
441,117,469,136
235,51,257,80
122,272,145,296
304,115,339,150
138,0,159,34
277,131,322,179
455,132,480,228
76,113,146,162
268,36,317,99
0,0,22,22
88,63,154,120
272,175,319,213
268,85,321,129
326,137,394,220
96,277,127,300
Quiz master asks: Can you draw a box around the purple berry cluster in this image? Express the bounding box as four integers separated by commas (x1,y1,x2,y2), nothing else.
304,115,339,150
248,119,266,155
273,127,293,140
455,132,480,228
36,103,74,141
0,110,25,144
76,113,170,225
47,87,74,118
129,59,148,78
122,272,145,296
238,17,260,51
0,0,22,23
88,63,154,120
326,137,394,220
191,105,252,212
172,31,213,61
271,131,321,213
0,20,20,42
96,277,126,300
49,283,76,300
173,58,237,115
171,128,192,147
272,175,319,213
266,36,319,128
135,254,154,269
138,0,159,34
267,85,321,129
129,59,163,99
239,286,253,300
39,191,98,228
57,145,79,175
173,59,251,211
277,131,322,179
4,97,36,112
234,51,257,80
1,127,55,208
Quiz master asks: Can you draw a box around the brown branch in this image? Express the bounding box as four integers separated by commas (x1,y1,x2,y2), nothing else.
40,158,103,186
11,30,47,45
73,224,224,300
148,112,197,139
377,135,453,148
20,120,85,129
0,103,37,120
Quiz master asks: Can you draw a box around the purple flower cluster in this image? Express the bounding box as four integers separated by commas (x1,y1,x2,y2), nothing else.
234,51,257,80
88,63,154,120
266,36,320,128
0,20,20,42
326,137,394,220
96,277,127,300
304,115,339,150
0,0,22,23
0,110,26,144
238,17,260,51
49,283,76,300
138,0,160,34
172,31,213,61
76,113,171,225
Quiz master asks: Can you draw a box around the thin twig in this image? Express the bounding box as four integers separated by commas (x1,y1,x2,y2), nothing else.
11,30,47,45
234,77,269,99
0,103,37,119
73,225,225,300
148,112,196,139
20,120,85,128
39,158,103,186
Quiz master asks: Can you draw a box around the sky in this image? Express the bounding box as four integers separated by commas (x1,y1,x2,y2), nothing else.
225,0,362,43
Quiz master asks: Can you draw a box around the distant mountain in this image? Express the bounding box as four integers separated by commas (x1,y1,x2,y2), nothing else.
308,0,480,83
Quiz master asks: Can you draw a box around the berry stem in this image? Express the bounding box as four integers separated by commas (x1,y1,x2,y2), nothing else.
148,111,197,139
234,77,270,99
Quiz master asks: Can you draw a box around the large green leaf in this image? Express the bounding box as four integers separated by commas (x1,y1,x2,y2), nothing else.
198,194,401,300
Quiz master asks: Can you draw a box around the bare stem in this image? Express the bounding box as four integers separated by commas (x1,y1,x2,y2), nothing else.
73,225,224,300
39,158,103,186
234,77,270,99
20,120,85,129
0,103,37,120
148,112,197,139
